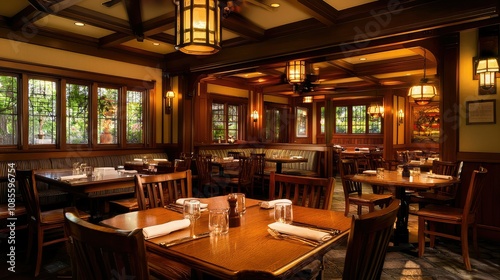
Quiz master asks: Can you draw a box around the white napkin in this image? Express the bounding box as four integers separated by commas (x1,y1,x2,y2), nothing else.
121,170,138,174
363,170,377,175
175,198,208,209
410,160,422,164
223,157,233,161
134,158,143,161
154,159,168,162
268,222,332,242
260,199,293,209
142,219,190,240
60,174,87,180
427,174,453,180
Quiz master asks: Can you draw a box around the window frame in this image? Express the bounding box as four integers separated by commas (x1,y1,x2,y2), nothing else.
333,100,384,135
210,95,247,142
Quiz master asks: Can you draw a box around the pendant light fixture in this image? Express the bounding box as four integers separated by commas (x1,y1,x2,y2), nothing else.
286,60,307,92
367,90,384,119
408,49,436,105
175,0,221,55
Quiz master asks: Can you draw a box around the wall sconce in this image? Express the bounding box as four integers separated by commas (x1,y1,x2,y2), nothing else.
397,109,404,125
473,26,499,95
251,110,259,122
174,0,221,55
164,90,175,114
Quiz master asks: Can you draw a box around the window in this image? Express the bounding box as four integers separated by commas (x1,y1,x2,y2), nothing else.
352,105,366,133
66,83,89,144
126,90,144,144
335,106,348,133
98,87,119,144
320,106,325,134
211,102,239,141
334,103,382,134
0,74,18,145
264,104,289,143
28,78,57,144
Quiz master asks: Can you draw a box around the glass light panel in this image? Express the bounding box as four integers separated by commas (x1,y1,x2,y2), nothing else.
408,84,436,105
286,60,306,83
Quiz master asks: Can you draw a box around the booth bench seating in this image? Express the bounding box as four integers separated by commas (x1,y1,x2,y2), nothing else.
198,148,321,177
0,152,169,206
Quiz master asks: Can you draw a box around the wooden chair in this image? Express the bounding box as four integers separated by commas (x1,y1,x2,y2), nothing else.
410,160,463,208
195,154,215,197
174,157,192,172
250,152,267,197
339,159,393,216
136,170,193,210
342,198,400,280
64,207,191,280
416,168,488,271
268,171,335,210
0,176,28,234
213,156,256,195
227,151,242,159
16,170,89,277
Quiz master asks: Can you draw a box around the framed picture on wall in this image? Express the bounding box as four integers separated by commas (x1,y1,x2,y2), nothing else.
296,107,308,137
411,104,440,143
466,99,496,125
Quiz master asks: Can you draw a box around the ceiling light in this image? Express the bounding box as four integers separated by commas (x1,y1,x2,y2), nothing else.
286,60,306,83
367,103,384,119
359,57,367,61
152,42,160,46
174,0,221,55
408,49,436,105
74,22,85,27
270,3,280,8
303,96,313,103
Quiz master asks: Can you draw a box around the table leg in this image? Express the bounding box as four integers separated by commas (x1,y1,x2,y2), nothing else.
393,186,409,245
276,163,283,174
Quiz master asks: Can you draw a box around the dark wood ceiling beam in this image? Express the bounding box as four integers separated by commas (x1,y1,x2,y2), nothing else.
143,13,175,37
149,33,175,45
327,60,380,85
123,0,144,41
221,13,265,41
10,0,81,30
58,6,131,34
288,0,339,26
99,33,133,47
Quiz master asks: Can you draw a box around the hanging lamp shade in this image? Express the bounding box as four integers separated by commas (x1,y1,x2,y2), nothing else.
408,49,436,105
475,57,499,89
175,0,221,55
367,103,384,119
286,60,306,83
303,96,313,103
408,80,436,105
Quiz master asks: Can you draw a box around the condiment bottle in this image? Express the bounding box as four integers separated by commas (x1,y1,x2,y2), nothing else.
228,194,240,227
402,165,410,178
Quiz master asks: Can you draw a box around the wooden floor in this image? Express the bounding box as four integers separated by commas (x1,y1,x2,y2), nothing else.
1,178,499,279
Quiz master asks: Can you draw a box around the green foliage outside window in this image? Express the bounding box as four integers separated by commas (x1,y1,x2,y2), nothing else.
66,83,89,144
335,106,348,133
352,105,366,133
0,75,18,145
126,90,143,144
28,79,56,144
98,87,118,144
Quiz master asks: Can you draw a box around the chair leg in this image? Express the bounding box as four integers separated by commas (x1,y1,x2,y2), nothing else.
461,224,471,271
418,217,425,257
429,222,436,248
357,205,362,216
35,229,44,277
344,201,349,216
368,204,375,213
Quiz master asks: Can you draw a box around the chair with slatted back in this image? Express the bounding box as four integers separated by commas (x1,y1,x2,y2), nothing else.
250,153,267,198
416,167,488,271
410,160,463,208
339,159,393,216
268,171,335,210
342,198,400,280
227,151,242,159
213,156,256,195
195,154,215,197
136,170,193,210
174,157,192,172
64,207,191,280
17,170,89,277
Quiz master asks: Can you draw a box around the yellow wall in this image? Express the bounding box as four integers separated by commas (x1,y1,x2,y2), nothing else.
207,84,249,97
459,30,500,153
0,38,164,143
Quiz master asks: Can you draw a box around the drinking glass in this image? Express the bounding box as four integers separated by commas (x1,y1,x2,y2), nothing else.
208,209,229,235
274,202,293,224
413,167,421,177
183,199,201,221
84,166,93,177
376,168,384,179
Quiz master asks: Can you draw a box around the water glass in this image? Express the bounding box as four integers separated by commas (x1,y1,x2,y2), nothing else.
397,165,404,175
84,166,93,177
413,167,421,177
274,202,293,224
376,167,384,179
208,209,229,235
72,162,81,175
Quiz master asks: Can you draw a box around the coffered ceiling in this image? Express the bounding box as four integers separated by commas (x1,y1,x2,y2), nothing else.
0,0,498,96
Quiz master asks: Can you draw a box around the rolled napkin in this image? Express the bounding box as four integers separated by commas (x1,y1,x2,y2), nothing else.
260,199,293,209
142,219,190,240
268,222,332,242
410,160,422,164
134,158,143,161
120,170,138,174
175,198,208,209
362,170,377,175
60,174,87,181
154,158,168,162
427,174,453,180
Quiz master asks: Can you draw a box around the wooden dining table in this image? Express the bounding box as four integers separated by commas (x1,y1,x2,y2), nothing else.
265,157,308,174
349,170,459,248
100,196,351,279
